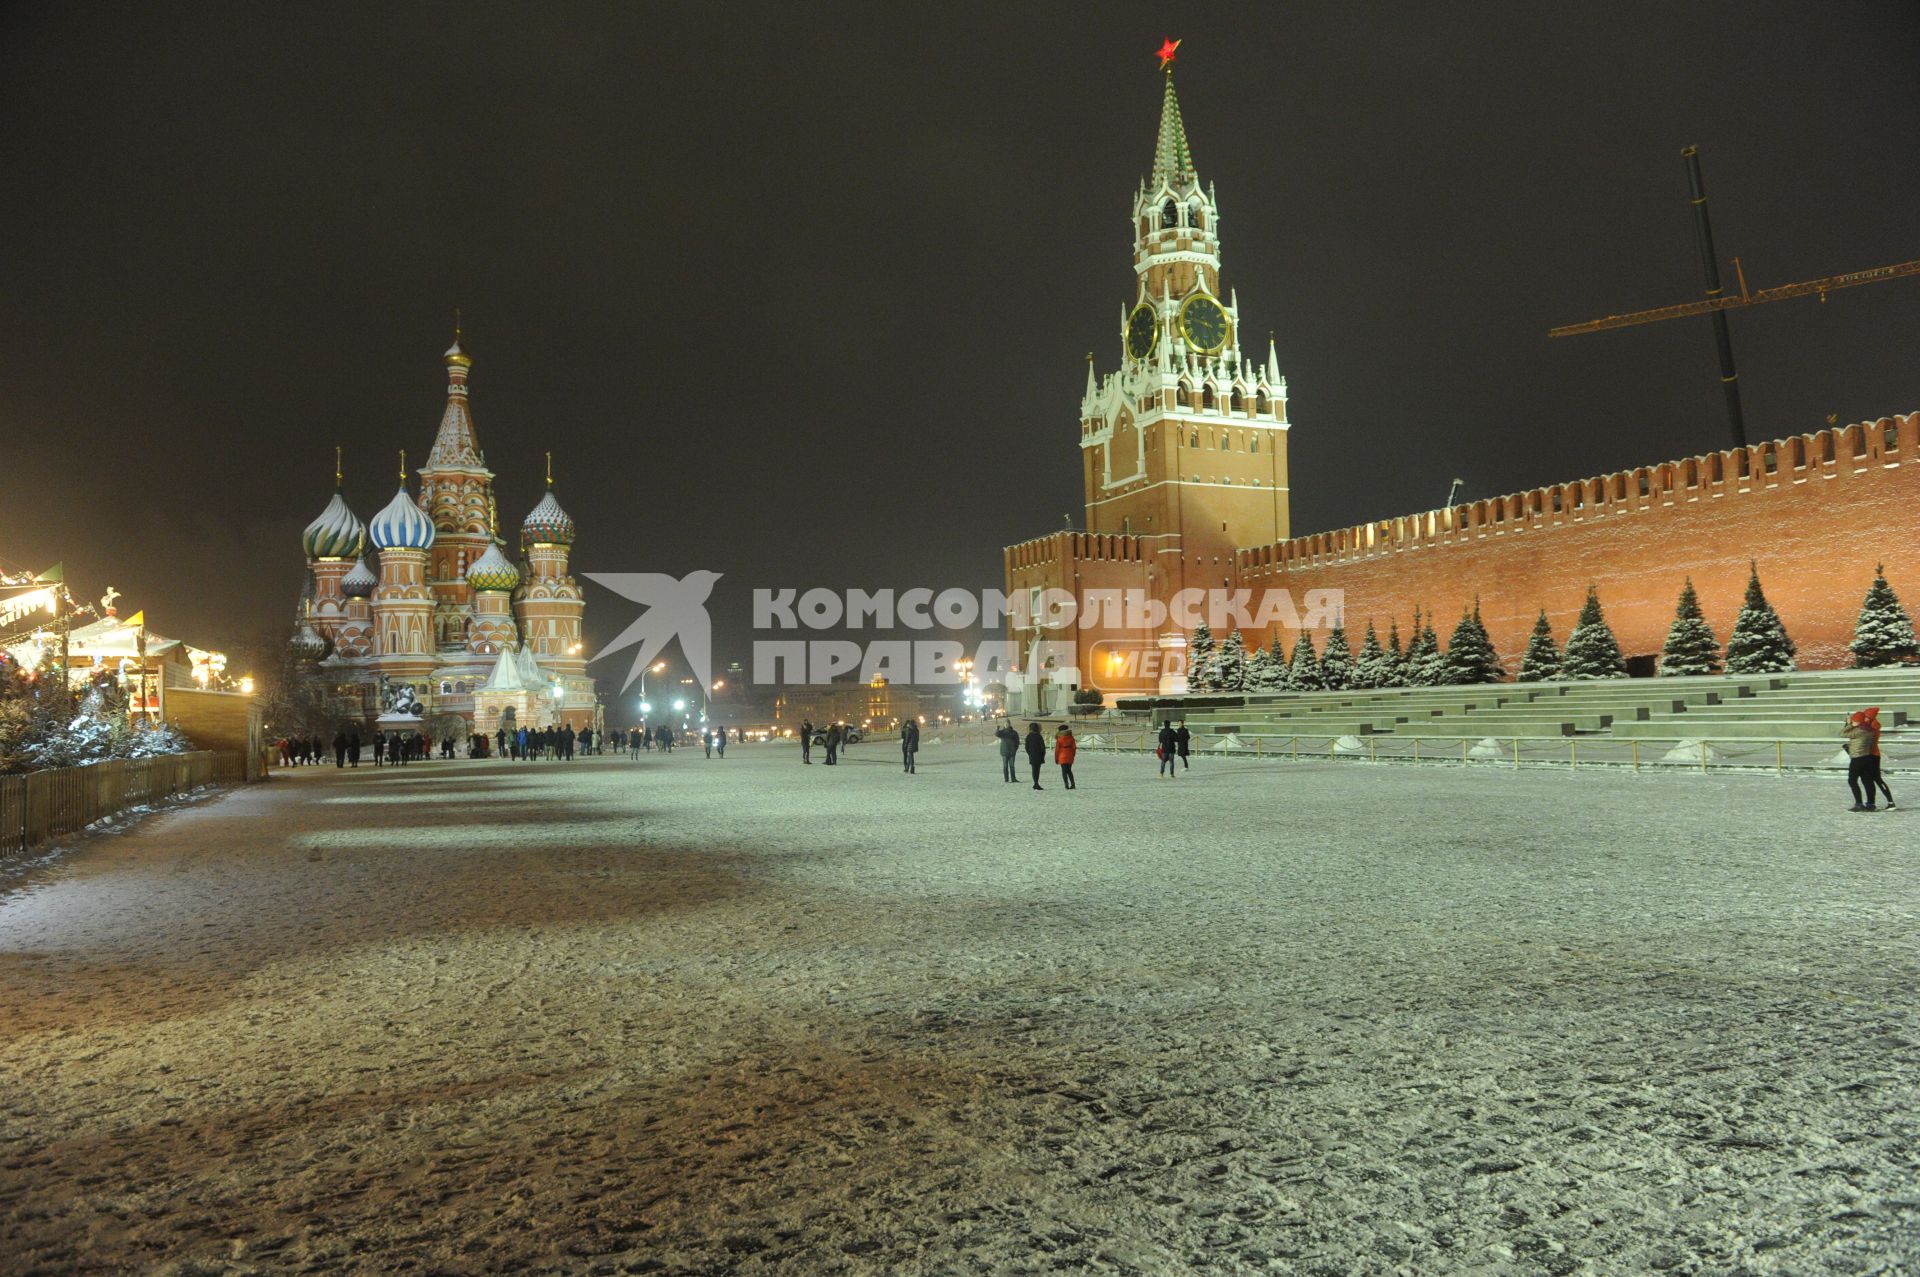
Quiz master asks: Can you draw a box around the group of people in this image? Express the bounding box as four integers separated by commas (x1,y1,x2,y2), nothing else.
1842,708,1897,811
491,724,587,760
798,719,852,765
994,719,1077,790
278,731,441,768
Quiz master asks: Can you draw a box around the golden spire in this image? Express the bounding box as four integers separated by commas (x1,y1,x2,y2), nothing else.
445,307,472,368
398,449,407,483
545,451,554,489
334,445,343,490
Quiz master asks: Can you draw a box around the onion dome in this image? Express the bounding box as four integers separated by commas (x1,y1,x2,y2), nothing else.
521,489,575,546
290,618,331,662
302,491,365,559
368,485,436,550
340,556,378,598
465,543,520,592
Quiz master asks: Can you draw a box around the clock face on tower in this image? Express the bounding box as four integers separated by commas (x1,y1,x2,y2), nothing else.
1125,303,1158,361
1179,294,1230,354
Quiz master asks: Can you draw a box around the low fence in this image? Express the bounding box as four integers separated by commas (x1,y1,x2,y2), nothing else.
0,751,241,858
1071,729,1916,776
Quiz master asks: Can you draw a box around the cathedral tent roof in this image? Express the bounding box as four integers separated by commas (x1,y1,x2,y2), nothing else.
515,643,549,690
425,337,484,470
483,645,526,692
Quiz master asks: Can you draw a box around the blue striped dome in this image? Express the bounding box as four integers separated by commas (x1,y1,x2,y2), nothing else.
368,485,436,550
302,490,365,559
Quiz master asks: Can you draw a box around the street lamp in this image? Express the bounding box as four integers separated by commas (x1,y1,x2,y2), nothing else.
639,660,668,699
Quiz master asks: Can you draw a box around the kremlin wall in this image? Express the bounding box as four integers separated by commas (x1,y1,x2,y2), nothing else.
1004,68,1916,703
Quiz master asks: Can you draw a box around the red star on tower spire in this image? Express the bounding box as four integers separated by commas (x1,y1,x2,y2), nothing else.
1156,38,1181,70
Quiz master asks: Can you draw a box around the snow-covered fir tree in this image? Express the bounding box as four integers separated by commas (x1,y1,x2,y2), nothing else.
1349,621,1386,689
1723,564,1797,674
1443,603,1503,685
1320,625,1352,691
1383,620,1408,688
1658,578,1721,676
1849,565,1920,667
1563,586,1628,680
1287,632,1324,690
1243,642,1281,692
1265,636,1288,690
1405,613,1447,687
1212,629,1248,691
1186,620,1218,691
1517,610,1561,682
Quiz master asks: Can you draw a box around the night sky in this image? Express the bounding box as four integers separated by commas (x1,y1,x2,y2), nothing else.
3,2,1916,666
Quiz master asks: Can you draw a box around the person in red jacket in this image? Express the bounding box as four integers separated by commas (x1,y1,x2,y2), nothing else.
1054,723,1077,791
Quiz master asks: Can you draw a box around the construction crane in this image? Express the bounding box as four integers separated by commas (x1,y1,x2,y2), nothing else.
1549,145,1918,451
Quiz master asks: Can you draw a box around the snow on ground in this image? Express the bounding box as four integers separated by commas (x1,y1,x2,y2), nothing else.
0,743,1914,1276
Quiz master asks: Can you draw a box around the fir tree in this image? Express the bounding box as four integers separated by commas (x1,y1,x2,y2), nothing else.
1443,602,1503,684
1517,610,1562,683
1405,614,1448,687
1563,586,1628,680
1849,564,1920,667
1383,620,1408,688
1349,621,1386,689
1288,632,1325,690
1266,636,1289,690
1658,578,1721,676
1212,629,1248,691
1186,621,1218,691
1320,625,1352,691
1723,563,1797,674
1244,642,1282,692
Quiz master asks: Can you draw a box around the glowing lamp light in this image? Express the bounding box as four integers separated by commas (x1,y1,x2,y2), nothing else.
673,698,686,712
239,676,255,695
639,700,652,714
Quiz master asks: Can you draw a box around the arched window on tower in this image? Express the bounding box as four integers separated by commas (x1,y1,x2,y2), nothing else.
1161,199,1178,228
1189,430,1200,448
1250,435,1258,454
1190,204,1205,230
1202,386,1214,409
1230,389,1242,413
1255,391,1268,414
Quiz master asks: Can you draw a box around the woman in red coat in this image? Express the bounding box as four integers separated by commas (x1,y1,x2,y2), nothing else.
1053,724,1078,791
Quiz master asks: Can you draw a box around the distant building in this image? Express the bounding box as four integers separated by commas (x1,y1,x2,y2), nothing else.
1005,64,1918,708
772,677,956,730
294,331,595,733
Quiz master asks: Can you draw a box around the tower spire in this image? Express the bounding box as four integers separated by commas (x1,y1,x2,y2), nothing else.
1153,63,1197,190
334,445,343,490
428,323,483,468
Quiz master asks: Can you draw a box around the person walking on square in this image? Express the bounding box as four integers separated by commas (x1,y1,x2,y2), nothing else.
371,733,385,767
1054,723,1077,790
1175,721,1192,770
1024,722,1047,790
1864,708,1895,809
1843,712,1878,810
348,730,361,767
1158,722,1178,778
996,718,1020,783
824,722,842,766
800,719,814,764
332,730,347,769
901,718,919,774
714,725,727,758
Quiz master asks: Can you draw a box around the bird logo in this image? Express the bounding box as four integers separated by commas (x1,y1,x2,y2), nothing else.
585,570,724,694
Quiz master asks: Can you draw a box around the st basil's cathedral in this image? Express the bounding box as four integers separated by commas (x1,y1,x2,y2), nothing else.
292,331,596,735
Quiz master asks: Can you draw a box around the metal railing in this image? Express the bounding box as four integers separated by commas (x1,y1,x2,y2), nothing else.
0,751,241,858
1070,729,1916,776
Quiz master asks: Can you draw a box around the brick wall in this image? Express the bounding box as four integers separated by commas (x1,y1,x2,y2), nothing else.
1237,414,1919,671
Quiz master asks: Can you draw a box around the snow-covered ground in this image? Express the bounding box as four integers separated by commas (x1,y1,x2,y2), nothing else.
0,743,1914,1275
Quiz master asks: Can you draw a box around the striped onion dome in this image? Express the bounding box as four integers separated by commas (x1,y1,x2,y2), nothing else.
368,484,436,550
339,556,378,597
301,490,365,558
521,489,575,546
465,542,520,592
